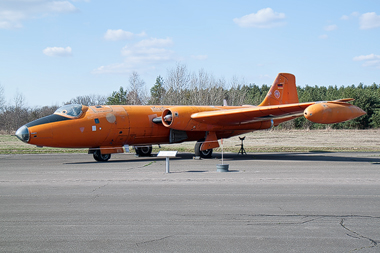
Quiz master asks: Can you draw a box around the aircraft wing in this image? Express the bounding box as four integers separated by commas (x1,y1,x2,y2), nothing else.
191,102,315,126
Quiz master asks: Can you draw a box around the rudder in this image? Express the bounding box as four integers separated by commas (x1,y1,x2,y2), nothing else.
259,73,299,106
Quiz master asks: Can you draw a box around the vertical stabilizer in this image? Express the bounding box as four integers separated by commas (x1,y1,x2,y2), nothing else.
259,73,299,106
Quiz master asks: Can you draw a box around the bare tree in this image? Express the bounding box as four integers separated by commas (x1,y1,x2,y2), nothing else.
14,91,25,109
13,91,27,130
0,91,28,133
128,71,146,105
28,105,59,122
227,76,246,106
189,69,208,105
67,94,108,106
208,77,226,105
187,69,225,105
0,84,5,112
164,63,190,105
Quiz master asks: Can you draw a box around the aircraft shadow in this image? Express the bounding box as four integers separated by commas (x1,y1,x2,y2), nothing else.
213,152,380,163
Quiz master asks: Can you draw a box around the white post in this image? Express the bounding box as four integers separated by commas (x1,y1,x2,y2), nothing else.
166,157,170,173
221,139,224,165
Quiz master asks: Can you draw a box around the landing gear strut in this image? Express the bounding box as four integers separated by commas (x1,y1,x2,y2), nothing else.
194,139,213,158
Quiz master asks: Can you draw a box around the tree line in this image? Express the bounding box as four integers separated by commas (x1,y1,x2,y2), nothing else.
1,64,379,133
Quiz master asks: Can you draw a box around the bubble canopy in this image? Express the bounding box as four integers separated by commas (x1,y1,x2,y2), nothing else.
54,104,84,118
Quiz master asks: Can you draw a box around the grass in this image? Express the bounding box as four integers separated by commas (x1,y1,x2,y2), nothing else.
0,135,86,154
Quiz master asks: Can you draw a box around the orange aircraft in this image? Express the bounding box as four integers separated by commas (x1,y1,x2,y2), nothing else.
15,73,366,161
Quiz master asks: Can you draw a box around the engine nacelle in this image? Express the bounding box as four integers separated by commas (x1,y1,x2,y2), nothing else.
304,102,365,124
162,106,208,130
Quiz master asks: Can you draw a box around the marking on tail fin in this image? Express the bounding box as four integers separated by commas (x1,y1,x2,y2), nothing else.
274,90,280,99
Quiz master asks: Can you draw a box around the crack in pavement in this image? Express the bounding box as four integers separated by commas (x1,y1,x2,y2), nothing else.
135,235,172,247
90,183,109,203
340,218,378,251
222,213,380,251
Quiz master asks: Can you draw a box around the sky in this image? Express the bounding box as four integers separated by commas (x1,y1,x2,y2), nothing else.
0,0,379,107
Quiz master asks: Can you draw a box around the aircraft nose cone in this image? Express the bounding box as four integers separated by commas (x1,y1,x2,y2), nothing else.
15,125,30,143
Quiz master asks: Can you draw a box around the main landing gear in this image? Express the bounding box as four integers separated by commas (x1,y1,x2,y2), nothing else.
134,146,153,157
194,139,213,158
93,150,111,162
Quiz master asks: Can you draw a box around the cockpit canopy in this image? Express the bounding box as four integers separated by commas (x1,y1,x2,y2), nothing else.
54,104,84,118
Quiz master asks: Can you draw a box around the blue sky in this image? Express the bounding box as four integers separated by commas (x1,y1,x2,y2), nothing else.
1,0,379,107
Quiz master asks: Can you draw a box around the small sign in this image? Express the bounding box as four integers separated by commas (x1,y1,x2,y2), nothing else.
157,151,177,157
157,151,178,173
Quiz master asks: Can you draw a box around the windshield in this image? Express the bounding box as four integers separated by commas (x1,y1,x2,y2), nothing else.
54,104,83,118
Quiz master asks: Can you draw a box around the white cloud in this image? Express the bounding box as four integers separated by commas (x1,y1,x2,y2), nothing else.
92,37,177,74
233,8,286,28
43,46,72,57
359,12,380,30
0,0,79,29
191,55,208,60
353,54,380,68
135,37,173,48
44,1,77,13
324,24,337,31
341,12,360,20
0,10,25,29
319,34,328,39
353,54,380,61
351,12,360,17
92,63,135,74
104,29,146,41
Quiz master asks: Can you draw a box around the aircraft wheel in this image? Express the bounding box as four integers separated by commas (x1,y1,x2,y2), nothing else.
135,146,152,157
93,150,111,162
194,140,213,158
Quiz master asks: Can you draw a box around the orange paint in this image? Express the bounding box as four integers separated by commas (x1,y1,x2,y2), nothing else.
304,102,366,124
15,73,366,161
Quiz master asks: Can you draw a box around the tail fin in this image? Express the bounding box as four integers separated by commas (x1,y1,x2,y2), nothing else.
259,73,299,106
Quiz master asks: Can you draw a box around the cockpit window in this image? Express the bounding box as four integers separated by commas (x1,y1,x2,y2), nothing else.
54,104,83,118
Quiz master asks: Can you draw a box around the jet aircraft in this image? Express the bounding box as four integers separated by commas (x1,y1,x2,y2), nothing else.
15,73,366,161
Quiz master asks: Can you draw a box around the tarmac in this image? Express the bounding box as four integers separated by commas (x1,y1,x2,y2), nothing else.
1,152,380,252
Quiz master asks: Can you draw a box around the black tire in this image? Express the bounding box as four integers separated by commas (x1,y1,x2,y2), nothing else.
194,140,213,158
135,146,152,157
93,150,111,162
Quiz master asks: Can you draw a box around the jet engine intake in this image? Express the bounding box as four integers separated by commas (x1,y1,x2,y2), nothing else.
162,109,174,127
161,107,198,130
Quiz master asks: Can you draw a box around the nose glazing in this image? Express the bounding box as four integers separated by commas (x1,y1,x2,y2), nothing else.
15,125,30,143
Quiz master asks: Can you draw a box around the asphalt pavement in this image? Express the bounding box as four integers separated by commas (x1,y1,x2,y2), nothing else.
1,152,380,252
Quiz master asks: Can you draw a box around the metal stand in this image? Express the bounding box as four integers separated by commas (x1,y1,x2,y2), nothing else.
238,136,247,155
